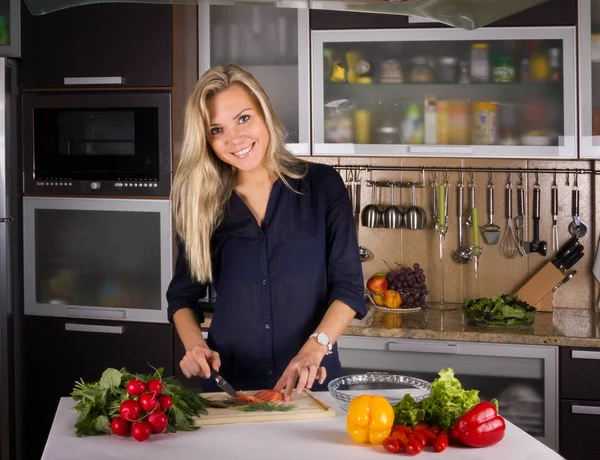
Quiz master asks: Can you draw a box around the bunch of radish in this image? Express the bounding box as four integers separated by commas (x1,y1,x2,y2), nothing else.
110,377,173,442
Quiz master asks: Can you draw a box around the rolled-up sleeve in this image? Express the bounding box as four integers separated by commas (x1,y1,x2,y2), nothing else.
166,238,207,324
324,170,367,319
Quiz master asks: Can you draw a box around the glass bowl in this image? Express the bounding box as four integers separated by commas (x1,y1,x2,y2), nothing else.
366,291,428,313
328,372,431,412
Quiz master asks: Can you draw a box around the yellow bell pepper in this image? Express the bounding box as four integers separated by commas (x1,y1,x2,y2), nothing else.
346,394,394,445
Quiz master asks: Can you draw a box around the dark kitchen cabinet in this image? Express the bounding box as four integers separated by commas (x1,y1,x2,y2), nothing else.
559,347,600,459
21,2,172,89
22,316,174,460
310,0,576,30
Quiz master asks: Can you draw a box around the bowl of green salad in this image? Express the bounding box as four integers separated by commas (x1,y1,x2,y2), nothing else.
462,294,536,327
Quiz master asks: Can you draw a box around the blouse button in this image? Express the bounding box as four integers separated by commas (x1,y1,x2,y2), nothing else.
265,324,270,330
262,279,267,285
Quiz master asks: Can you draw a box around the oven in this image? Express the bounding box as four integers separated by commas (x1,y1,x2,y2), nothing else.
23,197,172,323
23,91,172,196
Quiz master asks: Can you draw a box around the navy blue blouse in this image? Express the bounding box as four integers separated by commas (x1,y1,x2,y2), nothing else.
166,162,366,391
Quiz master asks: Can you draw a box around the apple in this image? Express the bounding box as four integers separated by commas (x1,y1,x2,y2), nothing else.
367,275,388,293
383,289,402,309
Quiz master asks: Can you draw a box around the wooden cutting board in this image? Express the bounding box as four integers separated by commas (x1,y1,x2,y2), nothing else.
193,389,337,426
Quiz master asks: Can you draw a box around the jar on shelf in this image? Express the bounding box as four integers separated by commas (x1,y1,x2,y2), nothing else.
437,56,458,83
402,103,424,144
410,57,434,83
472,101,497,145
324,99,354,143
448,100,470,144
375,119,401,144
470,43,490,83
354,109,372,144
492,57,515,83
548,48,562,82
529,41,550,82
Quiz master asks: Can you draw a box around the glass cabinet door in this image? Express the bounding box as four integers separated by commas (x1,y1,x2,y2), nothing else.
312,27,576,159
0,0,19,57
23,197,172,323
579,0,600,158
199,5,309,156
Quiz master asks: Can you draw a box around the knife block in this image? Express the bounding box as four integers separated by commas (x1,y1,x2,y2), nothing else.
516,261,564,309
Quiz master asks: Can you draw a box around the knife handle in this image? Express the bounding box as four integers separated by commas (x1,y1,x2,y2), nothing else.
553,236,579,263
533,187,541,219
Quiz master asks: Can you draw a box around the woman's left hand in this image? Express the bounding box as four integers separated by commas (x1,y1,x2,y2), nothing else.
273,339,328,401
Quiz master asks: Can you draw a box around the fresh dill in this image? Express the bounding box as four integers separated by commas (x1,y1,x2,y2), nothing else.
238,402,296,412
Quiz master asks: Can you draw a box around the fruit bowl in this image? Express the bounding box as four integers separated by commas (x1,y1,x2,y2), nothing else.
366,290,427,313
328,372,431,412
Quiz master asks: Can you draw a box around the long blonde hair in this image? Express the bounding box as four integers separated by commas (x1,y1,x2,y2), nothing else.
171,64,307,283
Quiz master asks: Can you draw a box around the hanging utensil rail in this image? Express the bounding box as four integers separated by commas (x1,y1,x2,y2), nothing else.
337,165,593,175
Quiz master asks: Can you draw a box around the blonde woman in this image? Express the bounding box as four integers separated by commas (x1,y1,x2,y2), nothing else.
167,64,365,401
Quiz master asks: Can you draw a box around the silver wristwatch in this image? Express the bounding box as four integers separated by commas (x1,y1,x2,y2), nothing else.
310,332,333,355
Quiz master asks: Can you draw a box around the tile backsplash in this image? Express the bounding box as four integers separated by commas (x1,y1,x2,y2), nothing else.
310,156,598,310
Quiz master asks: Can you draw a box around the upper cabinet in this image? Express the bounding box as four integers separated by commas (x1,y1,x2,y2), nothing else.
578,0,600,158
22,3,172,89
198,5,310,156
312,27,577,158
0,0,19,57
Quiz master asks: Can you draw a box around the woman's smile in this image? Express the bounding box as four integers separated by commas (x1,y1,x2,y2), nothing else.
232,142,255,159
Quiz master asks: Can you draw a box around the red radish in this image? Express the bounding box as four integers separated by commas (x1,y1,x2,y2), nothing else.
153,403,165,415
126,379,147,396
119,400,141,422
158,395,172,410
110,417,129,436
131,421,151,442
147,379,163,395
147,412,169,434
139,393,158,412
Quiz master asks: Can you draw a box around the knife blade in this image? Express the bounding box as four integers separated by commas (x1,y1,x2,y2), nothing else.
210,368,239,398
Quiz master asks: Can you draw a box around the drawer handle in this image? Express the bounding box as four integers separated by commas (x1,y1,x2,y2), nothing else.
388,342,458,354
572,350,600,360
65,323,124,334
572,405,600,416
63,76,123,85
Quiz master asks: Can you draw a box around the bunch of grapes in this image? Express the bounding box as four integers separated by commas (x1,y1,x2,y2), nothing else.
386,263,428,308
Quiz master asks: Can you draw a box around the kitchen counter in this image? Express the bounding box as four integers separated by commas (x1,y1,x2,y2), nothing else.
42,393,564,460
202,306,600,348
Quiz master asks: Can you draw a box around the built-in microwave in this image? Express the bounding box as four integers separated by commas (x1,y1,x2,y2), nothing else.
23,91,172,196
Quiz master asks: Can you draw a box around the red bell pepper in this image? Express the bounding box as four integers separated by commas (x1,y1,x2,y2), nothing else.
451,401,506,448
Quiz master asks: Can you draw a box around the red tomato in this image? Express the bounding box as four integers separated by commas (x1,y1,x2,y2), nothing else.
419,429,437,445
126,379,147,396
147,379,163,396
390,431,408,445
434,433,449,452
158,395,173,410
430,425,441,435
119,400,141,422
391,425,412,435
147,412,169,434
139,393,158,412
382,437,400,454
413,423,430,432
404,439,422,456
110,417,129,436
409,431,426,449
131,421,151,442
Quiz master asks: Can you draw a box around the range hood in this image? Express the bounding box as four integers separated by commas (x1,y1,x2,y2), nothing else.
24,0,550,30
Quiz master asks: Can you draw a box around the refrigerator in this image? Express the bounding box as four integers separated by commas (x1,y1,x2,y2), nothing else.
0,57,22,460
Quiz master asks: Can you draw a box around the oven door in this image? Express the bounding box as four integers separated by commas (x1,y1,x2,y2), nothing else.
23,197,172,323
337,336,559,451
23,92,171,194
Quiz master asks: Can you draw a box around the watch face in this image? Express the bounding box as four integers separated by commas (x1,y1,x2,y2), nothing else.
317,333,329,346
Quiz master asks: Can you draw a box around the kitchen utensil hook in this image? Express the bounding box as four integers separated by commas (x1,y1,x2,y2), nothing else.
534,170,540,188
518,170,524,186
574,171,579,188
444,169,449,184
566,172,570,187
488,171,493,187
552,169,557,187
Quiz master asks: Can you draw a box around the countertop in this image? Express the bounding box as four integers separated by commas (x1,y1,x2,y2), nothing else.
41,393,564,460
202,306,600,348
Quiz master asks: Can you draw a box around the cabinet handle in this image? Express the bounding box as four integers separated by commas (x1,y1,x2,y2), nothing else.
388,342,458,354
407,146,473,155
65,323,124,334
572,350,600,360
63,77,123,85
572,405,600,416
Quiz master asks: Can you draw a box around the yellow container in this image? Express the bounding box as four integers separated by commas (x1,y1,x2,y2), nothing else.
472,102,497,145
354,109,371,144
436,101,450,145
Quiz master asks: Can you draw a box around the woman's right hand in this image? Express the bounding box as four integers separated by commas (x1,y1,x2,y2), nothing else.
180,344,221,379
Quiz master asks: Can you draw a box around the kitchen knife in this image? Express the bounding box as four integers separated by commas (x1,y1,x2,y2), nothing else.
553,270,577,292
210,368,239,398
551,237,581,269
556,247,583,272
